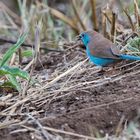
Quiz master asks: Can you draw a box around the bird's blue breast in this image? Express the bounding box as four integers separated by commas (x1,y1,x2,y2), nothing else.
86,46,115,66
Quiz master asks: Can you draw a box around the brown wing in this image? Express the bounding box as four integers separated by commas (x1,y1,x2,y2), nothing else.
87,31,121,59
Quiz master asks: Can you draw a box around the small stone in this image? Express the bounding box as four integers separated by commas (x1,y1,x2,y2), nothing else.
60,107,65,110
75,97,79,100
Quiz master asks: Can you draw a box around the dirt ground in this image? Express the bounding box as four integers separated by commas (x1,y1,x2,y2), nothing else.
0,48,140,140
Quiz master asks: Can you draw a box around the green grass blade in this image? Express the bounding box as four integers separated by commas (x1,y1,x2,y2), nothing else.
0,81,17,89
129,37,140,49
22,50,33,57
0,66,29,80
8,75,21,92
0,32,28,67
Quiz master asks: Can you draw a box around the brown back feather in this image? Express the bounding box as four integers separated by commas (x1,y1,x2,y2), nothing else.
85,31,121,59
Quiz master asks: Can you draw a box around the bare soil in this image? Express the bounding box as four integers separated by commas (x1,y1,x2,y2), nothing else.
0,48,140,140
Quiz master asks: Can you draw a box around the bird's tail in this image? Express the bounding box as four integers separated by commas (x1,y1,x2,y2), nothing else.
120,54,140,61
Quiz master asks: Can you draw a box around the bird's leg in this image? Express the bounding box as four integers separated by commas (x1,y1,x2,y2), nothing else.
96,66,104,72
95,66,106,76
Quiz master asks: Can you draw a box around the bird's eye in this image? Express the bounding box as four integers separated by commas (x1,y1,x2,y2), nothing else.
82,34,85,37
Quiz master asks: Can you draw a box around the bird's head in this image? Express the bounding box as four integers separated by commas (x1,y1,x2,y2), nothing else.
79,32,90,47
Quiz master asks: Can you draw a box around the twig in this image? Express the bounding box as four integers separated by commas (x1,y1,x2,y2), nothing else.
0,120,20,129
12,120,96,140
90,0,98,31
66,97,133,115
48,57,86,104
18,48,22,64
5,107,17,122
48,6,79,33
23,59,34,71
22,25,41,97
2,98,28,113
102,11,107,37
123,8,135,31
134,0,140,27
43,126,96,140
37,59,88,91
71,0,86,31
10,128,30,134
0,2,20,24
110,12,116,42
27,114,53,140
0,111,43,117
103,12,111,24
9,53,16,66
115,116,125,137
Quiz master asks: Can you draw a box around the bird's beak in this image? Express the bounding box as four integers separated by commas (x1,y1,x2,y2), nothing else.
74,35,85,49
75,35,81,41
79,35,82,39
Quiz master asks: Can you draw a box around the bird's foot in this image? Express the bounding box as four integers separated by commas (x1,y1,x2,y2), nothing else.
94,66,105,76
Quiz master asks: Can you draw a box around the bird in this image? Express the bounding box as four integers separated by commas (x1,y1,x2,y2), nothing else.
79,30,140,67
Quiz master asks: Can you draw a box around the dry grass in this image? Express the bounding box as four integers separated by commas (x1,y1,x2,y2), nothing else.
0,45,140,139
